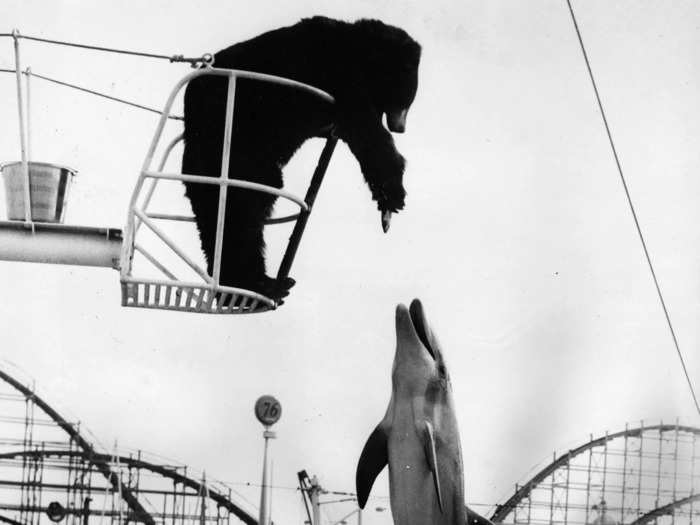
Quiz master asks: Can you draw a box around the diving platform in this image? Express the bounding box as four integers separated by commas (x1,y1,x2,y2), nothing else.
0,56,337,314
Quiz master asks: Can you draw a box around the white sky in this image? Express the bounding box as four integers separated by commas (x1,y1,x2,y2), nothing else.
0,1,699,524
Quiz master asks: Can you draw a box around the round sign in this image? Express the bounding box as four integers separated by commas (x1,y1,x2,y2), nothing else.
255,395,282,426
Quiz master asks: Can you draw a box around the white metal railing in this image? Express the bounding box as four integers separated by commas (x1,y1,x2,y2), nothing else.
12,30,31,222
120,67,336,314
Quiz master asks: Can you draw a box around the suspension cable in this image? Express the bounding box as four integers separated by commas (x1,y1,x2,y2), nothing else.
0,30,213,66
0,68,182,120
565,0,700,416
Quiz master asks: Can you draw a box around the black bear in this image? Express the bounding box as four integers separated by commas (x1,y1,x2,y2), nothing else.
182,16,421,300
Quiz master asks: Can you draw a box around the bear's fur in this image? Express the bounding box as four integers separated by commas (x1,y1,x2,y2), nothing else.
182,16,421,299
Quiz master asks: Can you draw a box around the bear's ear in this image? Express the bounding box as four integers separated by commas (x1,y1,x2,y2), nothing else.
354,19,421,65
301,16,340,28
354,18,389,32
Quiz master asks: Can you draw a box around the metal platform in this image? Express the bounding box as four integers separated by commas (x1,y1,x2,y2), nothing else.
120,278,275,314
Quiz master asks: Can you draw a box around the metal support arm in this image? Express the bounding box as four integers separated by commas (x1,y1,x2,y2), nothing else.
0,221,122,268
276,135,338,282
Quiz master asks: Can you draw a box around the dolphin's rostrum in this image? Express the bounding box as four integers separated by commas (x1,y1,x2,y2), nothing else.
355,299,493,525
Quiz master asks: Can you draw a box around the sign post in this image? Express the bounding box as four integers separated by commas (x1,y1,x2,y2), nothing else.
255,395,282,525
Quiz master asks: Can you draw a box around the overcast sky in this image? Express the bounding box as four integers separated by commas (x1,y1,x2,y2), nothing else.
0,1,699,525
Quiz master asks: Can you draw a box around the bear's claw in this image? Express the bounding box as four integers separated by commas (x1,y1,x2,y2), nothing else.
256,276,296,305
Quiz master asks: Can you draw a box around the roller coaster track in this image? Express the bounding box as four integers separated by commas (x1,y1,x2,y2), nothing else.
0,449,257,524
0,369,154,524
491,424,700,524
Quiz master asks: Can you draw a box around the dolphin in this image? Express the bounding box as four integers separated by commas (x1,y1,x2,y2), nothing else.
355,299,493,525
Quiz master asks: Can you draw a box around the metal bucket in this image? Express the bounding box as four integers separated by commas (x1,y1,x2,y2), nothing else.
1,161,76,223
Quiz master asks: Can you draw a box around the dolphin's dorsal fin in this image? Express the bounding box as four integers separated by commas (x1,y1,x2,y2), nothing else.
356,424,389,509
423,420,444,512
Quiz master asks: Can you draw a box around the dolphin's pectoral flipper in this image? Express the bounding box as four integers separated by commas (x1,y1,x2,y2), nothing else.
356,424,389,509
422,420,444,512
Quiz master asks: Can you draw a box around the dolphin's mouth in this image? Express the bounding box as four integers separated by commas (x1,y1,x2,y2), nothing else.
409,299,436,360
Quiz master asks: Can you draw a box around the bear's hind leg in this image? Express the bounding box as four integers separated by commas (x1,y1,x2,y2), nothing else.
217,155,296,302
217,200,296,302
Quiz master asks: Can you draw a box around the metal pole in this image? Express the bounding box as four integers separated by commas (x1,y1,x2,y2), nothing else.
620,424,629,525
636,421,644,521
357,508,362,525
12,29,32,222
655,424,663,524
602,431,609,502
212,74,237,285
671,421,679,525
564,453,571,525
310,476,321,525
26,67,31,163
276,135,337,282
200,472,207,525
83,497,92,525
526,483,532,525
259,426,275,525
690,429,697,525
268,460,274,524
584,435,592,525
548,451,555,525
297,472,313,525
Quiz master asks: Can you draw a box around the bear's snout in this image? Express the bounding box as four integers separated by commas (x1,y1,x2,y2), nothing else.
386,108,408,133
